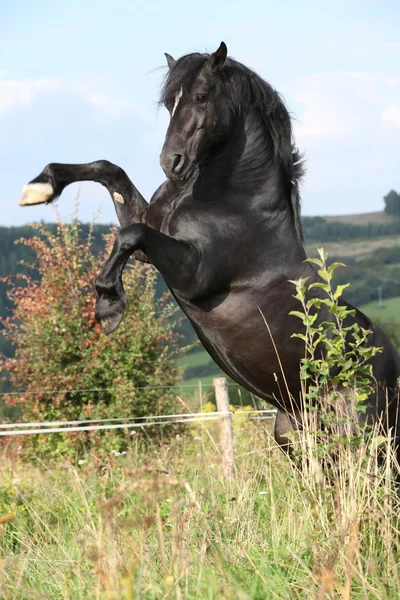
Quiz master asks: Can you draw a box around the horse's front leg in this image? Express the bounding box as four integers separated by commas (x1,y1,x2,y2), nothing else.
19,160,147,229
94,223,200,334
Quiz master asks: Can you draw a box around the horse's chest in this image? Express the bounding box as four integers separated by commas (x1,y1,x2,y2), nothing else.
145,181,190,232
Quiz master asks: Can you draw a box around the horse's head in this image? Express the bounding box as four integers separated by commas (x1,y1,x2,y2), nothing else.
159,42,234,181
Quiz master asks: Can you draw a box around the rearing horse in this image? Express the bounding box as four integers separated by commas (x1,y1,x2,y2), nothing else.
19,42,400,456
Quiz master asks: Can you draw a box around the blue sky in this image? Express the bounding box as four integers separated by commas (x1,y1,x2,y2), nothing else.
1,0,399,225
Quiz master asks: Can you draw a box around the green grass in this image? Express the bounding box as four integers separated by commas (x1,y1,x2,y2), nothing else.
179,374,220,389
360,295,400,324
177,349,224,392
176,351,255,407
1,413,399,599
176,349,214,369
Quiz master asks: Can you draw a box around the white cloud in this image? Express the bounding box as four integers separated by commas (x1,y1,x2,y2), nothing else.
282,71,400,214
0,76,62,118
0,73,135,121
382,104,400,129
85,93,132,116
291,72,400,140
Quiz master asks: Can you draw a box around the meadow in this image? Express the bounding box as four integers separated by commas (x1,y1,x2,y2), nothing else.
0,403,399,600
359,296,400,325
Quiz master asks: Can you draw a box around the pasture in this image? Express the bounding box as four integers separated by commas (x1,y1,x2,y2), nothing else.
360,296,400,325
177,350,223,394
1,408,399,600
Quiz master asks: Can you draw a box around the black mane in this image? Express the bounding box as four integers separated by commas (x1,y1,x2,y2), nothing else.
160,51,305,241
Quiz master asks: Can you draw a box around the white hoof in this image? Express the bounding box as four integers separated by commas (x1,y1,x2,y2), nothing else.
19,183,54,206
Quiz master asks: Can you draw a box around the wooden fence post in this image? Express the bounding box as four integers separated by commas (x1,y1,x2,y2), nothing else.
213,377,236,478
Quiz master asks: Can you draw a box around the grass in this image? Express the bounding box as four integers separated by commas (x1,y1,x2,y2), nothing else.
176,351,255,407
1,406,399,599
360,296,400,324
176,349,212,369
177,349,224,399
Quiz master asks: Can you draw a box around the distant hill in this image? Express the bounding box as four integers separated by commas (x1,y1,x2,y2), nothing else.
323,211,400,226
303,212,400,242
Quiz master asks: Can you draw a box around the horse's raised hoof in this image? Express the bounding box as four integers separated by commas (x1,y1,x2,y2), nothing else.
19,182,55,206
95,296,125,335
100,312,124,335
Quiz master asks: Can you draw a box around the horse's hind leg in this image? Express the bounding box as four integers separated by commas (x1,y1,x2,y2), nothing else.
274,409,296,456
19,160,148,229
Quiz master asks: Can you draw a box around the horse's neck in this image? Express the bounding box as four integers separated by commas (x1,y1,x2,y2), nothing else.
207,115,307,259
204,115,286,196
202,116,269,187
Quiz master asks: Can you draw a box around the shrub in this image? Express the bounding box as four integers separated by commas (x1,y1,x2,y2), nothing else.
0,211,188,460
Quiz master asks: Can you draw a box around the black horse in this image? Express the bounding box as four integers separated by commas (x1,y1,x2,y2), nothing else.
20,42,400,457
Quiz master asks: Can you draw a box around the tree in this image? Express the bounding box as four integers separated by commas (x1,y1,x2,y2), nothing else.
0,213,187,459
383,190,400,216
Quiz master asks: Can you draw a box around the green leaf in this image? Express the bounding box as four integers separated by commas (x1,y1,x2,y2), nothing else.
327,262,346,276
317,247,328,262
369,436,388,450
304,313,318,326
289,310,307,321
306,298,322,310
305,257,323,268
291,333,308,342
309,282,331,293
317,269,331,282
333,284,350,300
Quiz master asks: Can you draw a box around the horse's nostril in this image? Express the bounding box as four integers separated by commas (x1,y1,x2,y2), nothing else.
172,154,184,173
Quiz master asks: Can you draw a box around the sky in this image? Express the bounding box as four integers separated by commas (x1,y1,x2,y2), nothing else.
1,0,399,226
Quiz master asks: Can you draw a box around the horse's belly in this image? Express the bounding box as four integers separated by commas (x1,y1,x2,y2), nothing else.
183,300,304,405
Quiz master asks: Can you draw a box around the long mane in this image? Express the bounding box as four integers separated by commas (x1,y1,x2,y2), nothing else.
160,51,305,242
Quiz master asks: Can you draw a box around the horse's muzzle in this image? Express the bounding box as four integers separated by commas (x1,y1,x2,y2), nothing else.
160,148,193,181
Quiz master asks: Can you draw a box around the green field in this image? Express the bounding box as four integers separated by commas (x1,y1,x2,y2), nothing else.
176,349,214,370
177,349,258,406
177,349,223,386
360,295,400,323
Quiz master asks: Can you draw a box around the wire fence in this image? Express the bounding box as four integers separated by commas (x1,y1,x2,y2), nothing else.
0,409,277,437
0,376,277,437
0,382,224,397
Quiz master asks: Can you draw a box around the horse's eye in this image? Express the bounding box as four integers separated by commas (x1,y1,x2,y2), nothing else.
196,95,207,104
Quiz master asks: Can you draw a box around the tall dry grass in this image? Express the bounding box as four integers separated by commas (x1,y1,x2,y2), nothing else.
0,402,399,599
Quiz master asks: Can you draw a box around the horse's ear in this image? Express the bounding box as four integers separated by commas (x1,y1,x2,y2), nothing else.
210,42,227,70
164,53,176,70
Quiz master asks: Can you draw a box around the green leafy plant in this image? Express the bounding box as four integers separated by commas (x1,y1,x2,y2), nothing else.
286,247,389,474
289,247,382,410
